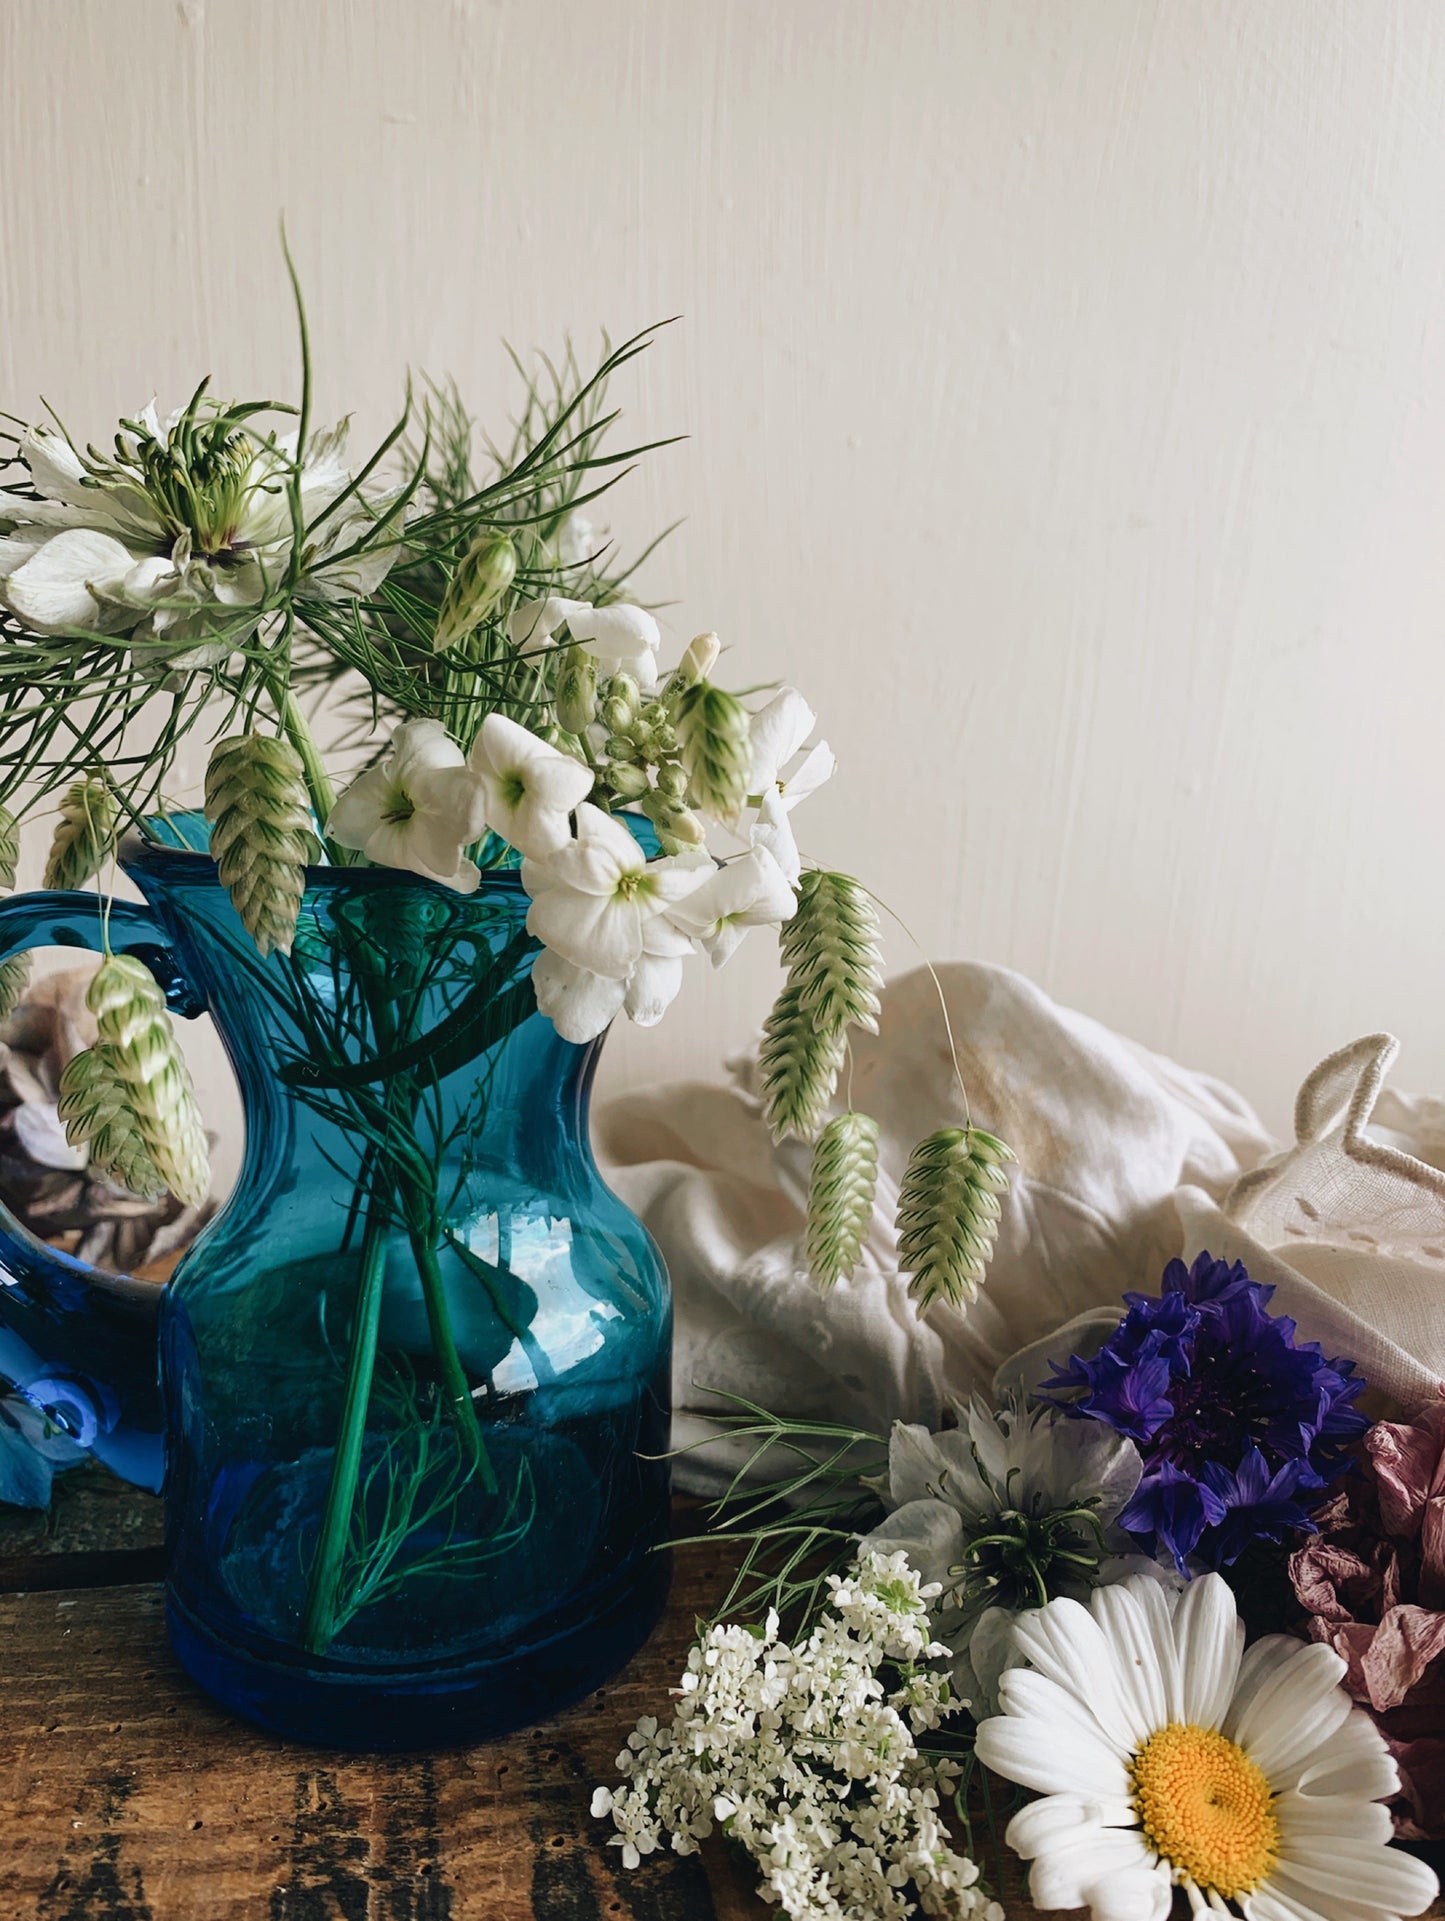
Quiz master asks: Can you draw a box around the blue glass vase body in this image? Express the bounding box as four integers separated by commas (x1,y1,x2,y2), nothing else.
0,825,672,1749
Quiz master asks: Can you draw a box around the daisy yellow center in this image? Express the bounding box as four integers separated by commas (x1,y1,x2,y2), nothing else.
1129,1723,1278,1899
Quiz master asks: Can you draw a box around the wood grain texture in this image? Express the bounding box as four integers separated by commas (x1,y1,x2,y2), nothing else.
0,1546,1034,1920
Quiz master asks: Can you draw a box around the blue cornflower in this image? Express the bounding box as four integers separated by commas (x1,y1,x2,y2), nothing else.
1041,1250,1367,1573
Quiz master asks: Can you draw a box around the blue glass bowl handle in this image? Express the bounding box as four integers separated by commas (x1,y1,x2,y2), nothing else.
0,890,207,1493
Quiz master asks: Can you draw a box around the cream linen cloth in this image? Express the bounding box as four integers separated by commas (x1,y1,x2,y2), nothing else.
594,964,1445,1490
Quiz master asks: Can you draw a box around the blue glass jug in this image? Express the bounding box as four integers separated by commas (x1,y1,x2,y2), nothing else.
0,822,672,1749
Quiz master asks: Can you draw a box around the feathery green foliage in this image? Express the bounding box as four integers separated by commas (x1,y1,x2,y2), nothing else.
760,981,847,1142
806,1111,880,1288
204,734,313,956
85,954,210,1207
895,1126,1014,1313
57,1043,165,1199
779,871,883,1036
43,780,118,891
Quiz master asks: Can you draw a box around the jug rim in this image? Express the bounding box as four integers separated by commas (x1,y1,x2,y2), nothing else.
121,824,529,897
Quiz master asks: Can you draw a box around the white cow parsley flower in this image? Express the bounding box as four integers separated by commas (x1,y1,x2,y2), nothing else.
466,713,593,860
594,1549,1003,1921
0,406,397,664
977,1572,1439,1921
861,1395,1155,1717
326,719,487,893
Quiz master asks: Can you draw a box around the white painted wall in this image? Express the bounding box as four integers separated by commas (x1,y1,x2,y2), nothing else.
4,0,1445,1179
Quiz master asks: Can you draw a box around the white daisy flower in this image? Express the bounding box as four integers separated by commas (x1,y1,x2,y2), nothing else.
975,1572,1440,1921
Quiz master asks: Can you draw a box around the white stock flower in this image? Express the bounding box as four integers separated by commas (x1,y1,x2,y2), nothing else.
326,720,487,893
976,1572,1439,1921
466,713,593,860
507,595,661,690
745,688,835,884
522,803,709,1040
860,1395,1152,1718
663,845,797,967
0,411,396,663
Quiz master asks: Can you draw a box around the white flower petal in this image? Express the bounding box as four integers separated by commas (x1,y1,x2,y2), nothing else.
325,764,392,849
858,1500,964,1592
1172,1572,1243,1730
998,1667,1131,1761
975,1710,1130,1800
531,950,626,1042
782,739,836,807
1224,1638,1351,1786
747,687,816,792
1273,1789,1393,1850
1291,1710,1399,1803
1,527,137,632
528,888,642,980
508,594,591,648
751,788,802,886
21,426,94,507
1006,1794,1140,1859
1264,1844,1440,1916
1010,1594,1152,1753
624,952,684,1027
1088,1581,1170,1737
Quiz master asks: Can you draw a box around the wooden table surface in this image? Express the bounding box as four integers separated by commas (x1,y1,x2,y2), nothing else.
1,1468,1440,1921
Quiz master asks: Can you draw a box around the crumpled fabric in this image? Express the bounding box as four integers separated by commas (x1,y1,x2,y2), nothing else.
594,963,1445,1491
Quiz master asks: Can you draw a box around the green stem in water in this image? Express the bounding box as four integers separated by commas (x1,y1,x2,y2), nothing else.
301,1207,390,1655
407,1221,497,1495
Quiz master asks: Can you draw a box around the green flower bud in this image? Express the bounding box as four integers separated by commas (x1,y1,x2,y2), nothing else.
604,734,636,762
554,649,598,735
600,674,641,731
432,532,517,652
670,631,721,695
606,763,652,803
656,759,689,799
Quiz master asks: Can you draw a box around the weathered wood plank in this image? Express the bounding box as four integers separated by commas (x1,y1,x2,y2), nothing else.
0,1485,1436,1919
0,1549,1048,1920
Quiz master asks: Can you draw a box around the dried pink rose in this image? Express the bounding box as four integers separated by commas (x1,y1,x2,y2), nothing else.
1290,1388,1445,1840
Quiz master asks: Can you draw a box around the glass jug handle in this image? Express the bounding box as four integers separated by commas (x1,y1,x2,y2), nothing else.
0,889,205,1492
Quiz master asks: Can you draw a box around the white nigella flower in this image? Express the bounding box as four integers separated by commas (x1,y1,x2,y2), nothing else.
507,595,662,691
0,407,397,665
326,719,488,893
977,1573,1439,1921
522,803,709,1041
744,688,835,884
663,844,797,967
860,1395,1152,1717
466,713,593,860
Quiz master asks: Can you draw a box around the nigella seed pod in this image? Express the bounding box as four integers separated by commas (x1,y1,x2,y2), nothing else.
432,532,517,652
